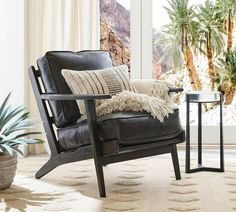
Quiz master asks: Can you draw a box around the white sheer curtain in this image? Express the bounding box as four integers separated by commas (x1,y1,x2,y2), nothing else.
25,0,100,154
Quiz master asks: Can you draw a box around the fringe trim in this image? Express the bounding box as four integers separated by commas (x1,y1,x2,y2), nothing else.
96,81,177,122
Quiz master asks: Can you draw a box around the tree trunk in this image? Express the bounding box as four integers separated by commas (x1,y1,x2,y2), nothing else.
206,38,215,90
227,13,234,50
225,92,235,104
184,47,202,91
221,82,236,105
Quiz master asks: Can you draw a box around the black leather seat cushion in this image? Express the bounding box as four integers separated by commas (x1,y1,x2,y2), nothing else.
37,50,113,127
57,109,184,154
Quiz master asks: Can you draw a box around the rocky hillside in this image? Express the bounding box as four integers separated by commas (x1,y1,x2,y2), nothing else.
100,18,130,69
100,0,130,46
100,0,172,78
153,30,173,78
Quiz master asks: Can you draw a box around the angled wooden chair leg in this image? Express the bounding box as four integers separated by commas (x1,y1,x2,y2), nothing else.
94,158,106,198
35,159,58,179
171,144,181,180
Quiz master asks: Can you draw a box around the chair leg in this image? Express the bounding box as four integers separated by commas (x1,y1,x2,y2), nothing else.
94,157,106,197
171,144,181,180
35,159,58,179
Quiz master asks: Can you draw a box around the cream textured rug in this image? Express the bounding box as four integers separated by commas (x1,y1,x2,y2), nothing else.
0,152,235,212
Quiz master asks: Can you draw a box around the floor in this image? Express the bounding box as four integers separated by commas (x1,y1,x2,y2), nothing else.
0,149,236,212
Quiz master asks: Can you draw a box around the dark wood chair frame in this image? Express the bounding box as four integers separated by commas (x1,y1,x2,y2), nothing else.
29,66,184,198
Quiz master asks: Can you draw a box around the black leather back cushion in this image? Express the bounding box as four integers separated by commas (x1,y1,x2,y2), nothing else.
37,50,113,127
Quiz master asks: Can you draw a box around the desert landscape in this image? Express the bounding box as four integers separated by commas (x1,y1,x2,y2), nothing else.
100,0,236,126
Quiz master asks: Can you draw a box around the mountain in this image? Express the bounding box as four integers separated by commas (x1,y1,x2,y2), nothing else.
100,0,172,78
100,0,130,46
153,30,173,77
100,18,130,69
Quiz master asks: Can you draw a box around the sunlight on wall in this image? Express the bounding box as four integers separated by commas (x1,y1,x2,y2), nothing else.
0,0,24,106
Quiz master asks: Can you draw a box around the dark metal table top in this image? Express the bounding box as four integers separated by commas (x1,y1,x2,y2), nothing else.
185,91,221,103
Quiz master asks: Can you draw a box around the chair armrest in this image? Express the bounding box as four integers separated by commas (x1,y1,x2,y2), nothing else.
41,94,112,101
168,87,184,93
41,93,109,157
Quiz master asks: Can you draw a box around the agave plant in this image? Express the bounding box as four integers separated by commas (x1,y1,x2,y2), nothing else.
0,93,43,156
215,48,236,104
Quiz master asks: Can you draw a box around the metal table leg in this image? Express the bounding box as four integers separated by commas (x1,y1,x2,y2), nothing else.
220,94,224,172
186,96,190,173
198,103,202,166
185,93,224,173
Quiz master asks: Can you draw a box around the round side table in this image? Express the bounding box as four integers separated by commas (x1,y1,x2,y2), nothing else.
185,91,224,173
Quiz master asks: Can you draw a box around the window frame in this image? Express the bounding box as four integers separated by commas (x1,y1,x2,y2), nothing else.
130,0,152,79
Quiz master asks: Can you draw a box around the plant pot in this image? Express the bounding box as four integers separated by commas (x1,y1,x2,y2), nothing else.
0,153,17,190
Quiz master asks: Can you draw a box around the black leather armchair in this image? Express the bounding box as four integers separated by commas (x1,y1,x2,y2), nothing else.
29,50,185,197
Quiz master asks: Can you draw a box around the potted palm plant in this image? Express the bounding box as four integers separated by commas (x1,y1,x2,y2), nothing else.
0,93,42,190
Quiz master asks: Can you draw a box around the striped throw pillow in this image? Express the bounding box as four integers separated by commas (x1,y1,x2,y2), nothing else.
62,65,136,114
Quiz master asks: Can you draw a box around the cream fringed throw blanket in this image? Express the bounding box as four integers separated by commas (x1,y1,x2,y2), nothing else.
96,80,177,122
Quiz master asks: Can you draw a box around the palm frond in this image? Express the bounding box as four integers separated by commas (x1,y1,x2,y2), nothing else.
1,144,13,156
0,93,11,117
215,48,236,86
15,132,43,139
156,0,200,70
10,146,23,156
197,0,225,57
0,106,25,130
0,93,43,156
1,112,31,135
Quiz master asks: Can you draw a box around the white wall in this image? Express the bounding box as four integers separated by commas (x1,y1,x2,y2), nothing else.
0,0,24,106
0,1,26,155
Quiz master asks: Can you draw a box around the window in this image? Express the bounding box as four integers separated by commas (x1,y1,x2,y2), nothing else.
100,0,236,143
152,0,172,79
100,0,131,70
